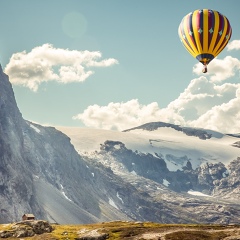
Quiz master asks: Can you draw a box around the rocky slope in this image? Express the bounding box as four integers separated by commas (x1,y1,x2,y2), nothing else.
0,66,134,224
57,123,240,224
0,65,240,225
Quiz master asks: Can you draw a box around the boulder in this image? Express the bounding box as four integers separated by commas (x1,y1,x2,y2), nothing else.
0,220,53,238
77,229,109,240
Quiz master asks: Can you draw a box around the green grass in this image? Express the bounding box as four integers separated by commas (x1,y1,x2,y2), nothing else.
0,221,239,240
165,230,228,240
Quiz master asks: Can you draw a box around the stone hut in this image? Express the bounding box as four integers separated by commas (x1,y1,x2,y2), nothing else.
22,214,35,221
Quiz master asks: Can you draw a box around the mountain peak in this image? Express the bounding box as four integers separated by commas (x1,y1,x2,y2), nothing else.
123,121,216,140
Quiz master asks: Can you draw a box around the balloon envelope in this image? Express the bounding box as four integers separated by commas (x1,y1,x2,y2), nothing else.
178,9,232,67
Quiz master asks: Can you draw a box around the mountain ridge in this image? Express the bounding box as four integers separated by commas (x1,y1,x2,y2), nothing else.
0,66,239,224
57,123,240,224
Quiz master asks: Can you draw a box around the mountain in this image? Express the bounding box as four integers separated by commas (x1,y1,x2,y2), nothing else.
57,123,240,224
0,65,240,225
0,66,133,224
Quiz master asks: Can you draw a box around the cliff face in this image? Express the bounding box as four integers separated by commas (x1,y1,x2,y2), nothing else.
0,67,34,223
0,67,130,224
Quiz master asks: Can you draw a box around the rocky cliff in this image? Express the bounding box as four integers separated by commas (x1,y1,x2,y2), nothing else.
0,66,131,224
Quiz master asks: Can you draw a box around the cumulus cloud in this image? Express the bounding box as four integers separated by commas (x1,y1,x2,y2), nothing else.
5,44,118,91
193,56,240,82
170,77,240,133
73,77,240,133
227,40,240,51
167,77,239,118
190,93,240,133
73,99,184,131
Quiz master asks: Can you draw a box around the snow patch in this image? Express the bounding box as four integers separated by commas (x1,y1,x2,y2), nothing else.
164,159,181,172
60,184,72,202
117,192,124,204
30,124,41,133
188,190,212,197
114,144,121,149
108,197,119,209
131,170,137,175
91,172,95,177
163,179,170,187
222,170,229,178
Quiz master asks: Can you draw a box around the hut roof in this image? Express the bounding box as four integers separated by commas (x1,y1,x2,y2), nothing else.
22,214,35,218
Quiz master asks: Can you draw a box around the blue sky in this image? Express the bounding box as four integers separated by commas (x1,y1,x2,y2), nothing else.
1,1,240,133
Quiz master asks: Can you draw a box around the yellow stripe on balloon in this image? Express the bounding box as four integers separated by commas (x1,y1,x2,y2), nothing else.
178,26,196,56
183,14,198,55
208,10,219,55
203,9,209,52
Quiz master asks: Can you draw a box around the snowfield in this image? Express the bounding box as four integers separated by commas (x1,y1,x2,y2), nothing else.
56,126,240,171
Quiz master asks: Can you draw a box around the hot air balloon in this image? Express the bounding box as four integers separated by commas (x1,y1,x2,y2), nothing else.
178,9,232,73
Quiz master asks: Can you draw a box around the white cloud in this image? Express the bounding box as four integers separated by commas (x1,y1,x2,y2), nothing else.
160,77,240,133
167,77,239,118
227,40,240,51
5,44,118,91
193,56,240,82
179,78,240,133
73,77,240,133
73,99,184,131
190,94,240,133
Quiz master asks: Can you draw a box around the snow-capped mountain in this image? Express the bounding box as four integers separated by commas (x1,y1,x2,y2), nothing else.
57,123,239,172
57,123,240,224
0,64,240,225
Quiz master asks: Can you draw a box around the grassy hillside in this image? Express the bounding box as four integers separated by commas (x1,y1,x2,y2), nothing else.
0,221,240,239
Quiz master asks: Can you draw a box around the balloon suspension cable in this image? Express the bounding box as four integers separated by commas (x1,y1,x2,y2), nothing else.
202,64,207,73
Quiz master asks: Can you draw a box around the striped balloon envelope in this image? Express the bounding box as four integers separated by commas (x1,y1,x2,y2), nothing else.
178,9,232,73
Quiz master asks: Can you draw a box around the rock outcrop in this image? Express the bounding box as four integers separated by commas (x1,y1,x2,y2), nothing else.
0,220,52,238
77,229,109,240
